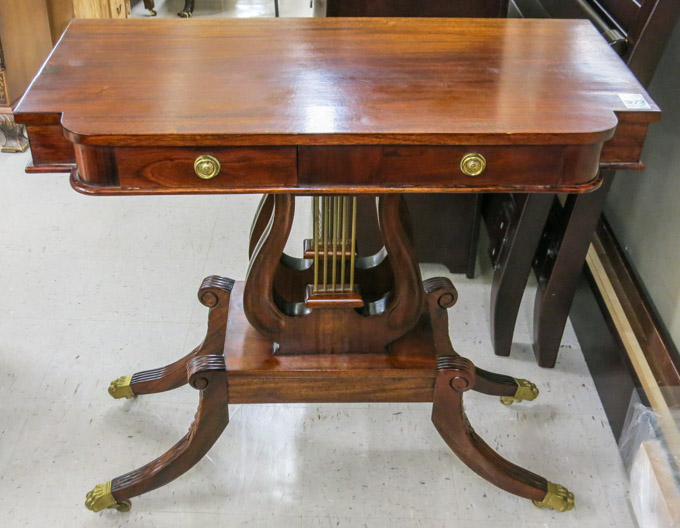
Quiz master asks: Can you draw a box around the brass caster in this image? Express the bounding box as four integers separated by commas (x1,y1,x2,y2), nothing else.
500,378,539,405
148,8,157,16
85,481,132,513
532,481,575,512
108,375,135,399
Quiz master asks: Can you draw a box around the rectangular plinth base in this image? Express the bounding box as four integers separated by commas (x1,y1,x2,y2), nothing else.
224,282,438,403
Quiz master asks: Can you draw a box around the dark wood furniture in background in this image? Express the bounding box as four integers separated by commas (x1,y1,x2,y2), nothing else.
483,0,680,368
505,0,680,436
16,17,658,514
0,0,53,152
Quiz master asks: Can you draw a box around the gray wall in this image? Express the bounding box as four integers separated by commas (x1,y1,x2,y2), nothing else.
605,22,680,346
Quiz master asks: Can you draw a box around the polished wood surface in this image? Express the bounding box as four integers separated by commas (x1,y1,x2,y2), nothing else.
19,18,658,514
16,18,657,149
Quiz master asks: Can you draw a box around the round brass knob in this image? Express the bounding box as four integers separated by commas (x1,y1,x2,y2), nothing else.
194,154,221,180
460,153,486,177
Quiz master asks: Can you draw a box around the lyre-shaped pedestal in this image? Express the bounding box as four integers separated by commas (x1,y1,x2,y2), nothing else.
89,194,574,514
245,194,424,354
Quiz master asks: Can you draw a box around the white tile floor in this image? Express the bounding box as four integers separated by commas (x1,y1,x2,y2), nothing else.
0,144,637,528
131,0,314,18
0,2,637,525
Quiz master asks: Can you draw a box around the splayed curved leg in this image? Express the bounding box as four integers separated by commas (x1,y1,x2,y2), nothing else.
108,346,200,399
108,275,234,399
87,355,229,512
432,358,573,511
425,277,572,512
475,369,540,405
87,276,234,512
424,277,539,406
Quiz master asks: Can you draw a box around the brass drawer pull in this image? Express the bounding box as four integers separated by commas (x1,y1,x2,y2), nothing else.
460,153,486,177
194,154,221,180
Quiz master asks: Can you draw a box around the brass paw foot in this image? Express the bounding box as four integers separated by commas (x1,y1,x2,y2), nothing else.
85,481,131,513
532,481,575,512
500,378,539,405
178,11,192,17
108,376,135,399
148,8,157,15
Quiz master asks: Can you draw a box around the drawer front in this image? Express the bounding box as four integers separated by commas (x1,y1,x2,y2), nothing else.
115,146,297,190
298,145,602,191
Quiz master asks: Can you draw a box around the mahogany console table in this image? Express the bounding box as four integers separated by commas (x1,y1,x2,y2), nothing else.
15,18,658,514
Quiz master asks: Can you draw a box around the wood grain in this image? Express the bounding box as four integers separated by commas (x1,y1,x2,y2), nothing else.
15,18,658,148
299,144,604,188
25,125,75,166
116,146,297,190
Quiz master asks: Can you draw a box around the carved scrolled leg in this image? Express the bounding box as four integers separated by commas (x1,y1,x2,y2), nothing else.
432,358,573,511
475,368,539,405
87,276,234,512
86,354,229,512
0,114,29,153
107,276,234,399
108,347,199,399
424,277,539,404
425,277,570,511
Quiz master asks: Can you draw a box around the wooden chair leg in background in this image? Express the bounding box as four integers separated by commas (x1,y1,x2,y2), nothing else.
489,194,553,357
142,0,157,16
425,277,573,512
532,175,613,367
178,0,195,17
86,276,235,512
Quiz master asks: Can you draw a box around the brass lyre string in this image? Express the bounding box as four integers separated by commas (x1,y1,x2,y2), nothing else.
314,195,358,294
340,196,348,291
349,196,357,289
313,196,319,292
323,196,329,291
332,196,339,291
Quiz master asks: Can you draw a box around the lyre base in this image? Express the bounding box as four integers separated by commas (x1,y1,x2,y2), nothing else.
91,279,573,514
304,284,365,310
228,282,436,402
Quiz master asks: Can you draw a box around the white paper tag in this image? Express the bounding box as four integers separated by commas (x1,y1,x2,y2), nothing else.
618,93,651,110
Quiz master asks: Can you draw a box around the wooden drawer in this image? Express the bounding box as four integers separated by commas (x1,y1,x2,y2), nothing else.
114,146,297,191
298,145,603,191
71,142,603,195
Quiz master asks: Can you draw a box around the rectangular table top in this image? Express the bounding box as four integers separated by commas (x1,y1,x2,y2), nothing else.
16,17,658,148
